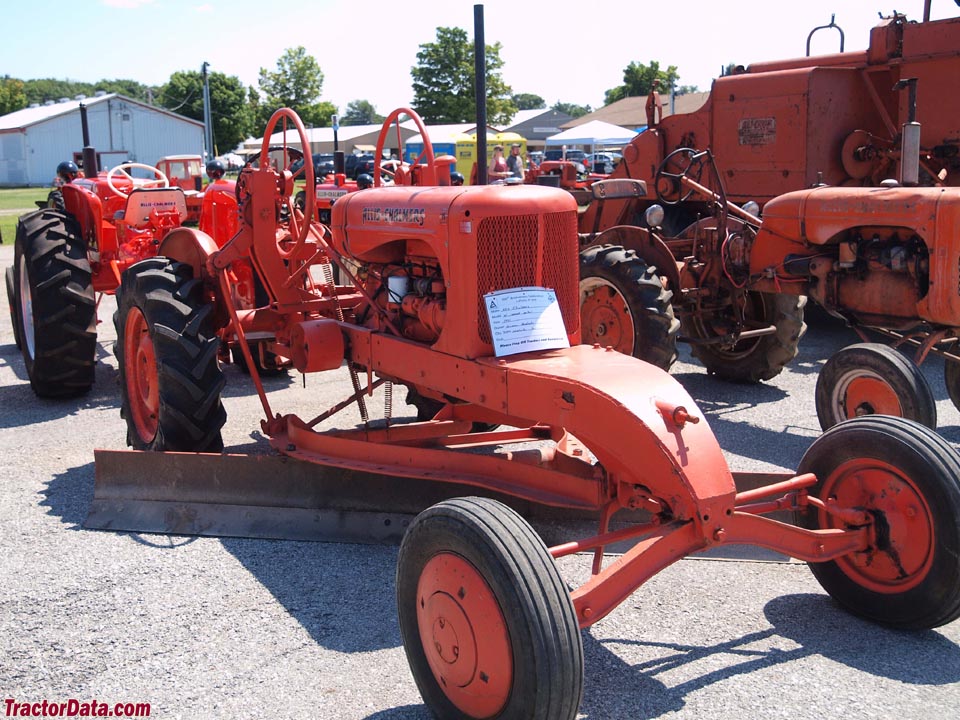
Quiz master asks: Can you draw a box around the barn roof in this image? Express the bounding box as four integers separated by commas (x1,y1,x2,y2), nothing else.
0,93,203,132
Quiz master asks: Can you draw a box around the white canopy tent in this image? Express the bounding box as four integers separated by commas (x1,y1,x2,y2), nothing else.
544,120,638,148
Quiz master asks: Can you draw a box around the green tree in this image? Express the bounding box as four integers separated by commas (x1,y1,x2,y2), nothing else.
512,93,545,110
257,46,325,128
22,78,152,105
159,70,253,154
552,101,592,119
604,60,680,105
411,27,516,124
0,76,26,115
341,99,384,126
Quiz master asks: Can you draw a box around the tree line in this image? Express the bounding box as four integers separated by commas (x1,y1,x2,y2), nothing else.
0,27,698,155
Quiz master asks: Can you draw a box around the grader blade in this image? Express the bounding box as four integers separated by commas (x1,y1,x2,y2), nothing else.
87,450,795,549
87,449,609,543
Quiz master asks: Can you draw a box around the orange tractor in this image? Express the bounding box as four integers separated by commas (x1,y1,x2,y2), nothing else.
95,108,960,719
573,4,960,429
7,109,240,397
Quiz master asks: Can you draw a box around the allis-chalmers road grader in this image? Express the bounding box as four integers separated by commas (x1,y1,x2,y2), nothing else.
90,107,960,719
570,5,960,434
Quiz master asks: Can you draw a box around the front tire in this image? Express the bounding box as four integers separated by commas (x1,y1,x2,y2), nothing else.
815,343,936,431
579,244,679,370
114,257,226,452
13,209,96,397
397,497,583,720
687,291,806,382
798,416,960,629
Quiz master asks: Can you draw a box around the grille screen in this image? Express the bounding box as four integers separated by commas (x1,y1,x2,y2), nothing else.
476,211,579,343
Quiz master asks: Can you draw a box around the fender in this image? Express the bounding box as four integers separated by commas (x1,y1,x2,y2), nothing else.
157,226,220,284
584,225,682,294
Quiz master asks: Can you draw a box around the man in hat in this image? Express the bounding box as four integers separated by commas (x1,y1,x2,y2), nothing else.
506,143,524,179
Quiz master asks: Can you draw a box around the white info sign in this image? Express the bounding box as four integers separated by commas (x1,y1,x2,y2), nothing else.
484,287,570,357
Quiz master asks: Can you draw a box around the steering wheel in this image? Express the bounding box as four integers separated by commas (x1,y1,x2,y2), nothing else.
654,148,707,205
374,108,437,187
107,163,170,199
257,109,315,258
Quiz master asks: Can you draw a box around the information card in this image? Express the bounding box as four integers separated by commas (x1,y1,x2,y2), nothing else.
483,287,571,357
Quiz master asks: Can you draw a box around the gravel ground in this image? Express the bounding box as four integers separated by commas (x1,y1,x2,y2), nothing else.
2,240,959,720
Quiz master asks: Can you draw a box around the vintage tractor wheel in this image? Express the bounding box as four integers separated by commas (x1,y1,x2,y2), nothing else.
815,343,936,431
114,257,226,452
397,497,583,720
943,359,960,414
579,245,679,370
5,265,21,350
13,209,96,397
798,415,960,629
687,291,806,382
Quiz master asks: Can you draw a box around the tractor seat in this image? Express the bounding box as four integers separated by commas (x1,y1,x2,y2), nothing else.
124,187,188,228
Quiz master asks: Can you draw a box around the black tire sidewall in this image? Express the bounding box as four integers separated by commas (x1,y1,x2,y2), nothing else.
799,417,960,629
397,498,582,720
815,343,936,431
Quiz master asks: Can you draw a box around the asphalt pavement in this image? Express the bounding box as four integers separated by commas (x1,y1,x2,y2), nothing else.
1,241,959,720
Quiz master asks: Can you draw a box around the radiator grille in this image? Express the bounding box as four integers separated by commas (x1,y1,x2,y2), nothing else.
476,211,580,343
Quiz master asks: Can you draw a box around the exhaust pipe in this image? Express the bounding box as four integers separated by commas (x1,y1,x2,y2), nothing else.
79,104,99,179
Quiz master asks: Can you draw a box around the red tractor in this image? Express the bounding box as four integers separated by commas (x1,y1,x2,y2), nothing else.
7,144,239,398
570,5,960,430
99,107,960,719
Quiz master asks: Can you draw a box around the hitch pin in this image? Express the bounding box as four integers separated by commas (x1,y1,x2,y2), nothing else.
655,399,700,428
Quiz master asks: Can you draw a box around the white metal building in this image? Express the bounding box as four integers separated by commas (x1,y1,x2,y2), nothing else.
0,93,204,187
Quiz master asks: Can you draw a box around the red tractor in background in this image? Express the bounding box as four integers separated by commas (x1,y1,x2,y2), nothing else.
6,115,240,398
571,4,960,430
96,106,960,720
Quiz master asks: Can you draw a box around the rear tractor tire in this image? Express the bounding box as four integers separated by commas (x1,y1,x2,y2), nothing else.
579,244,679,370
687,291,806,383
114,257,226,452
815,343,935,431
6,265,21,350
397,497,583,720
798,416,960,629
13,209,96,397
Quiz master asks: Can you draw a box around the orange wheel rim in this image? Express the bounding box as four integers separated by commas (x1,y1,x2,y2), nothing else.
123,307,160,443
417,552,512,717
843,376,902,418
579,281,634,354
820,458,934,593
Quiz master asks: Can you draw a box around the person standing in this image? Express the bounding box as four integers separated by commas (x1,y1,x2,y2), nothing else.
506,143,524,179
490,145,510,181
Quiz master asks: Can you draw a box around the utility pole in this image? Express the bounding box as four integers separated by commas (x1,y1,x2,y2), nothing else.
202,62,214,161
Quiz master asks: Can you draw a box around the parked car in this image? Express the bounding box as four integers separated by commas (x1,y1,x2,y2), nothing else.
585,153,620,174
291,153,335,180
543,149,587,164
344,153,376,179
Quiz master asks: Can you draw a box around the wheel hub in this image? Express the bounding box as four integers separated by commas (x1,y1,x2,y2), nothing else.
417,552,512,717
124,307,160,443
821,459,934,592
580,281,634,354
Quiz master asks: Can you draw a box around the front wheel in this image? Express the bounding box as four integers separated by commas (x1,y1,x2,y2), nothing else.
579,245,679,370
397,497,583,720
114,257,226,452
815,343,936,431
14,209,96,397
798,416,960,629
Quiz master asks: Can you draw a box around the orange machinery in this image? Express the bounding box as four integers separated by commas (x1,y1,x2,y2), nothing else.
92,108,960,720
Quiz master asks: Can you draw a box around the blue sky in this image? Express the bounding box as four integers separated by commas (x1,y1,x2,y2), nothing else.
1,0,954,116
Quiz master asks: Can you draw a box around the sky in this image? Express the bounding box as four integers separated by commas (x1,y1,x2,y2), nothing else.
1,0,955,118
